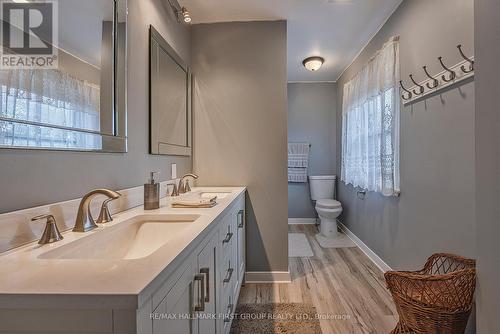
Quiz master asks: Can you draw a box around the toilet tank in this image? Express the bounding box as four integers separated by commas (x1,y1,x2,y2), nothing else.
309,175,336,200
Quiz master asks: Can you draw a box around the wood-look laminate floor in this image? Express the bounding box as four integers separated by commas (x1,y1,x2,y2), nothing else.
238,224,398,334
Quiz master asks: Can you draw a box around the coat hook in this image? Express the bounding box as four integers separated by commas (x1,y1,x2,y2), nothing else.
409,74,424,95
438,57,456,82
422,66,439,89
457,44,474,73
399,80,412,101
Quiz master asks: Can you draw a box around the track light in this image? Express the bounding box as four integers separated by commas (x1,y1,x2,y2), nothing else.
167,0,192,24
180,7,191,23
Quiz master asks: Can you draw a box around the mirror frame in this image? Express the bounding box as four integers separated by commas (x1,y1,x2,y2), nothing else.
149,25,192,157
0,0,128,153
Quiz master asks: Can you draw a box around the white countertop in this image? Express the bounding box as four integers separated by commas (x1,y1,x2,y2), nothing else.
0,187,246,309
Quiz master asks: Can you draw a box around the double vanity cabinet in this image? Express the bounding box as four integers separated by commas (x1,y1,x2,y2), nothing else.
0,187,246,334
149,192,246,334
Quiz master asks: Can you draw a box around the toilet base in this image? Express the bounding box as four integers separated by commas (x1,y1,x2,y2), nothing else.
319,218,339,239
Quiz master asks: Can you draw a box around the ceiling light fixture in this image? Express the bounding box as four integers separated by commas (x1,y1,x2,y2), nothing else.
302,56,325,72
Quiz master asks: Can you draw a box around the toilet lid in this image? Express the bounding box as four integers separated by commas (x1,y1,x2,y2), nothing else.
316,199,342,209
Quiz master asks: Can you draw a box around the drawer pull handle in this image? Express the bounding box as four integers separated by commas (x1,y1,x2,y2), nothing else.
223,268,234,283
194,274,205,312
223,303,234,323
237,210,244,228
222,232,233,244
200,267,210,303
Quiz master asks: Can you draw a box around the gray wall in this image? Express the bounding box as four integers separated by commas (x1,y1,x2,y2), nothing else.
191,21,289,273
336,0,475,270
288,83,337,218
475,0,500,332
0,0,192,213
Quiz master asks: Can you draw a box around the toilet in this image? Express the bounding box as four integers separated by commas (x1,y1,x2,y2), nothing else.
309,175,343,238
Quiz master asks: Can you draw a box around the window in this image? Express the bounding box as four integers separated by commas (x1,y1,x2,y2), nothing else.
0,69,102,150
341,37,400,196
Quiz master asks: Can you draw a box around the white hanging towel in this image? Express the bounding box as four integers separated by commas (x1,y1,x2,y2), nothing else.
288,142,310,183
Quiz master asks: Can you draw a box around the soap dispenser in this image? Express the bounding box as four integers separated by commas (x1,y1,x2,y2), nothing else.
144,171,160,210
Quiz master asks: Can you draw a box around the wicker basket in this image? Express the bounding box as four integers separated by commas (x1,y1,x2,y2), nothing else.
385,253,476,334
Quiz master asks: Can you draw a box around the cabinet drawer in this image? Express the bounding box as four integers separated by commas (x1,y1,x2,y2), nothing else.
221,292,235,334
220,220,234,256
220,251,235,293
230,235,239,296
228,205,238,231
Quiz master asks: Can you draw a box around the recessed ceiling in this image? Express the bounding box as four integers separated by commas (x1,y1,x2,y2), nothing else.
181,0,402,82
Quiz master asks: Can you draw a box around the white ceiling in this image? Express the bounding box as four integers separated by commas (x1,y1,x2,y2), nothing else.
181,0,402,82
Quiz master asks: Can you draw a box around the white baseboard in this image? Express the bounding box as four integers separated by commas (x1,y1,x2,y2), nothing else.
288,218,317,225
338,222,392,273
245,271,292,283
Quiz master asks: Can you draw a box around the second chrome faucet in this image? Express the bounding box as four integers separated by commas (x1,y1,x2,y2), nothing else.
178,173,199,194
169,173,199,197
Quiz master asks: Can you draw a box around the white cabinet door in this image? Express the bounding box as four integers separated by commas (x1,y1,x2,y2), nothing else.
153,259,197,334
195,233,218,334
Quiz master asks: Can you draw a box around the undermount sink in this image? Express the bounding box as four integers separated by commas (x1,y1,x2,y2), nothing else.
200,192,231,199
38,214,200,260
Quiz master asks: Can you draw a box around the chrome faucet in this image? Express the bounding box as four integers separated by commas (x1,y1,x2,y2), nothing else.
73,189,121,232
178,173,199,194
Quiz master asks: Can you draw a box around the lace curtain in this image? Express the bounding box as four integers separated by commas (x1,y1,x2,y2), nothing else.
341,36,400,196
0,69,101,149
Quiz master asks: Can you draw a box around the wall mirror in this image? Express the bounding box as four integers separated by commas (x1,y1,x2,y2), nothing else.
149,25,192,156
0,0,127,152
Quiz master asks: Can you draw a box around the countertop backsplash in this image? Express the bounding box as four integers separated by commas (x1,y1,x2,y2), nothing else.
0,179,179,253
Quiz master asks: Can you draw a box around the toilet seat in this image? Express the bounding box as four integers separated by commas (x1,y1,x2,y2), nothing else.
316,199,342,209
316,207,343,214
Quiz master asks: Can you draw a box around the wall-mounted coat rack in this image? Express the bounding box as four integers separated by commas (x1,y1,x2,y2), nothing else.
400,44,474,106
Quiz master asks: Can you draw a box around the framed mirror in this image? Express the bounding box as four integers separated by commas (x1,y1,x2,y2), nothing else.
0,0,127,152
149,25,192,156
